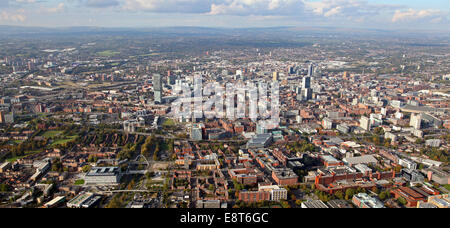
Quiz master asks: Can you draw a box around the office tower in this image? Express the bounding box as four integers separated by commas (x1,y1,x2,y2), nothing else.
410,114,422,130
273,72,279,81
168,75,175,85
302,76,311,89
303,88,313,101
301,75,312,101
167,74,175,85
288,66,295,75
191,124,203,141
153,73,162,91
167,71,175,85
153,73,163,104
360,116,371,131
308,64,314,77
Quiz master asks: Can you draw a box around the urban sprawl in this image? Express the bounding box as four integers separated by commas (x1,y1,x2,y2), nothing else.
0,31,449,208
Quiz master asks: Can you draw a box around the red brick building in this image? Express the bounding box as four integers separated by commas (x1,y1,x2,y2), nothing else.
239,191,270,203
272,169,298,186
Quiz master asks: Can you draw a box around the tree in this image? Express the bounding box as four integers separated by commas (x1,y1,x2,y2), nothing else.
372,186,380,194
51,160,63,172
280,200,291,208
334,191,344,200
372,136,381,145
88,155,98,163
374,127,384,135
345,188,356,199
379,192,387,201
397,197,407,206
82,165,91,173
0,183,10,192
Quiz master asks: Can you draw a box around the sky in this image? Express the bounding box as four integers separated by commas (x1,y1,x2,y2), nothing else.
0,0,449,31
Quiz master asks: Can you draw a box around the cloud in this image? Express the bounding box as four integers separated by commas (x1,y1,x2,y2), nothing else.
1,0,36,7
74,0,121,8
42,3,65,13
304,0,402,19
209,0,305,16
392,9,444,23
2,0,447,28
15,0,36,3
0,9,26,22
84,0,306,15
122,0,214,13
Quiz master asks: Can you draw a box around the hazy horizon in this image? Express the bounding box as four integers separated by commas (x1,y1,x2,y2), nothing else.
0,0,449,32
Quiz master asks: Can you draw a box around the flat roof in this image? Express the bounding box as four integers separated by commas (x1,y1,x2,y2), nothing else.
321,155,340,163
86,167,119,176
302,200,329,208
344,155,378,164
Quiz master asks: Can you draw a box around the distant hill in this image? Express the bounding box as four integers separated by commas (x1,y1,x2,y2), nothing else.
0,25,448,39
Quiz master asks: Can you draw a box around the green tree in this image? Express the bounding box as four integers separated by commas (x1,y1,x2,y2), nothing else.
334,191,344,200
345,188,355,200
397,197,407,206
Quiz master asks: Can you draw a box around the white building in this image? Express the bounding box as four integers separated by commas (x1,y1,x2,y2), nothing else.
410,114,422,130
85,167,122,185
425,139,441,148
258,185,288,201
360,116,371,131
399,158,417,170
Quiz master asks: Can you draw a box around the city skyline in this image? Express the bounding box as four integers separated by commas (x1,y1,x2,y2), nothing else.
0,0,449,31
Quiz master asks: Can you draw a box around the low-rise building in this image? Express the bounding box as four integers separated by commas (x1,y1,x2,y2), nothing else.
352,193,385,208
85,167,122,185
301,200,329,208
272,168,298,186
427,194,450,208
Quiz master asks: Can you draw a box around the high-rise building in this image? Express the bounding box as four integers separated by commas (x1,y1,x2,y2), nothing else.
302,76,311,89
0,111,4,124
153,73,163,104
360,116,371,131
273,72,279,81
410,114,422,130
288,66,295,75
308,64,314,77
153,73,163,91
167,71,176,85
191,123,204,141
154,91,162,104
303,88,313,101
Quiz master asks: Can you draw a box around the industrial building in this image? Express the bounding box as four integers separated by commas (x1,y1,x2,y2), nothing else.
85,167,122,185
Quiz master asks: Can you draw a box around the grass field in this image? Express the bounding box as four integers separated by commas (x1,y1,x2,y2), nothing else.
97,50,120,57
6,150,41,162
445,184,450,191
41,130,64,138
51,136,78,146
162,119,176,127
140,53,160,57
13,140,24,144
74,179,85,185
